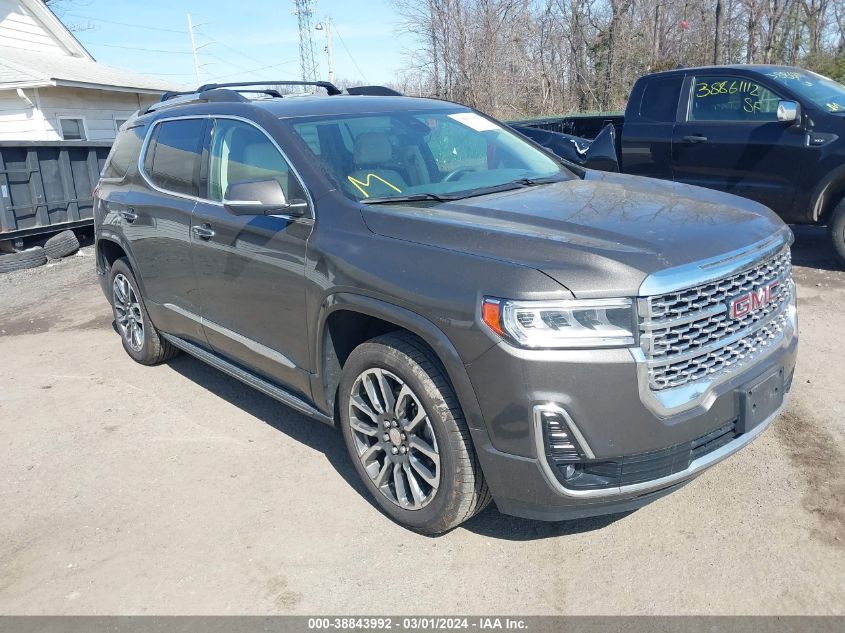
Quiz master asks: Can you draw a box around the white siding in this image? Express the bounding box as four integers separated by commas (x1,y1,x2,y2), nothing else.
37,87,156,140
0,87,156,141
0,0,68,55
0,89,37,140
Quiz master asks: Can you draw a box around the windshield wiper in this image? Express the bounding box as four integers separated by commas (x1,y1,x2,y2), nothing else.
508,176,563,186
362,193,458,204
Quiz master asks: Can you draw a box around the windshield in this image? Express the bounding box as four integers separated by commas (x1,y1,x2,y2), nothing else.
285,109,570,202
765,68,845,113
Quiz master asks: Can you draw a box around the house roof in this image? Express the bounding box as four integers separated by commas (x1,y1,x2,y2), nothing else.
0,45,184,94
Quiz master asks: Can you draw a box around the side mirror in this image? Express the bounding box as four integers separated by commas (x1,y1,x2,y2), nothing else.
223,178,308,216
777,100,800,124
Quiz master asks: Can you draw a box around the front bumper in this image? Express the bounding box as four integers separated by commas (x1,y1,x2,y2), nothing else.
465,308,797,521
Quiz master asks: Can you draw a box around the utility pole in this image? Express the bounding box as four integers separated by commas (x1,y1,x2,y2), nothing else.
292,0,319,84
187,14,200,85
324,15,334,84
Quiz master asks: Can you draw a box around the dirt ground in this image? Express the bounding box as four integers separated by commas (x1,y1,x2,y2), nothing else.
0,226,843,615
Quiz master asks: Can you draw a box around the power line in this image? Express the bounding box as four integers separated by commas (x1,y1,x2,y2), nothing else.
78,41,194,55
332,25,369,83
207,59,300,82
64,13,185,33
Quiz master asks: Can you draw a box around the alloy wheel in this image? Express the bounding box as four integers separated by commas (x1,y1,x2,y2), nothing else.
348,368,441,509
113,273,144,352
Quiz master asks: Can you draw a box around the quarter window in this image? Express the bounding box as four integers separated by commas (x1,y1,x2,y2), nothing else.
143,118,205,196
639,76,683,123
208,118,304,203
101,125,144,180
689,76,784,122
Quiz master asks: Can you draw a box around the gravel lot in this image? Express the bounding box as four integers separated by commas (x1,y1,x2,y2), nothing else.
0,227,843,615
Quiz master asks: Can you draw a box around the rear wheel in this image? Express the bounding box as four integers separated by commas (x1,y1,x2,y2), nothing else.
109,258,177,365
830,199,845,266
338,332,490,534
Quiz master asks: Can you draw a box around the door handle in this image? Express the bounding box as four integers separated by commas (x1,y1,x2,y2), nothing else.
192,224,216,240
118,208,138,223
682,134,708,144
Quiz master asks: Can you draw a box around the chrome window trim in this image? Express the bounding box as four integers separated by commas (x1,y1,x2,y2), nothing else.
137,113,315,223
534,398,785,499
163,303,296,369
638,227,793,297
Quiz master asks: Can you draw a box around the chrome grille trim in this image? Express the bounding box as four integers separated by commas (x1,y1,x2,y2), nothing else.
639,246,794,394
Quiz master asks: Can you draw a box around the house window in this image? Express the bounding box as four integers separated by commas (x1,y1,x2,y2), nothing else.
59,117,87,141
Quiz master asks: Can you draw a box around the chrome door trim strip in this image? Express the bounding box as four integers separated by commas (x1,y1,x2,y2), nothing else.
163,303,296,369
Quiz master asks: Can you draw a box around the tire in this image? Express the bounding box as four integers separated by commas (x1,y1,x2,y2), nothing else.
109,257,178,365
44,230,80,260
338,332,491,534
0,247,47,274
829,199,845,266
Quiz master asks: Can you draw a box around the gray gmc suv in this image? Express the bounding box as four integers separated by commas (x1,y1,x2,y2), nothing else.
94,81,798,534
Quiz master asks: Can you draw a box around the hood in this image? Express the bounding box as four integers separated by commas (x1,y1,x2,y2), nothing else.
360,171,791,297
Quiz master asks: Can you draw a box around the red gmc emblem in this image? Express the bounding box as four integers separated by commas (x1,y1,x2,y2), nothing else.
728,280,781,319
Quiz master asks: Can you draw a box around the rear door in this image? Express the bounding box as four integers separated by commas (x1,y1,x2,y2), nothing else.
190,116,313,397
671,74,806,214
128,116,207,342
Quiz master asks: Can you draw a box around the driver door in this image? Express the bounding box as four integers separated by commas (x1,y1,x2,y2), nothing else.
190,117,314,397
671,74,806,214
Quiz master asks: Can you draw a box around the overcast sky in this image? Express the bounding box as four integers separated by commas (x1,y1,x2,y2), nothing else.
52,0,413,89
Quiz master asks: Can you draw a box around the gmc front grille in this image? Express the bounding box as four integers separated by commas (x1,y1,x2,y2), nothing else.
640,247,793,391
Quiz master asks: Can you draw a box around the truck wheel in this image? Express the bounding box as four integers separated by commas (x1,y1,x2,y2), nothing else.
0,247,47,274
338,332,490,534
44,230,80,259
109,258,178,365
830,200,845,265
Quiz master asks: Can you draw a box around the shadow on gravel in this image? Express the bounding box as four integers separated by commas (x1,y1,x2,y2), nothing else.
162,352,631,541
790,225,842,272
460,505,632,541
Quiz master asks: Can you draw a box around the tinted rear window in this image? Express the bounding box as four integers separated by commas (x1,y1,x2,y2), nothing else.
102,126,144,180
639,76,683,123
143,118,205,196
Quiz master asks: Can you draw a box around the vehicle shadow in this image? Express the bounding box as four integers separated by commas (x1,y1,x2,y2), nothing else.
460,505,632,541
790,224,842,271
162,352,630,541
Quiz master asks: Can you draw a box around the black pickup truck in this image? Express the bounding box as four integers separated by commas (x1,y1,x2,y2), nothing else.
516,65,845,263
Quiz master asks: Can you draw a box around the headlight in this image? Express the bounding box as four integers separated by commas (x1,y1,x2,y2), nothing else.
482,297,636,349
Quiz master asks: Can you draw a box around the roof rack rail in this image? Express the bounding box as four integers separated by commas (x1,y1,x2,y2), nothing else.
196,80,342,95
346,85,403,96
146,88,250,113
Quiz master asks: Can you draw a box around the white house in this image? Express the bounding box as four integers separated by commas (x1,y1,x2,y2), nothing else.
0,0,182,141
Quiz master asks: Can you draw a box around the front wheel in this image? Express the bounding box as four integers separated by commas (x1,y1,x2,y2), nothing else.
830,199,845,266
338,333,490,534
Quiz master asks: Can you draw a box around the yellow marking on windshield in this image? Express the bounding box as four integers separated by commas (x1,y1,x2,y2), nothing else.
347,174,402,198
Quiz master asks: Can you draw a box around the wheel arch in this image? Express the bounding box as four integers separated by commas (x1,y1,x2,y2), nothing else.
809,165,845,224
95,231,147,295
313,293,489,441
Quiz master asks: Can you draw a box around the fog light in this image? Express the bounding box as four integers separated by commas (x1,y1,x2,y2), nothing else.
563,464,576,479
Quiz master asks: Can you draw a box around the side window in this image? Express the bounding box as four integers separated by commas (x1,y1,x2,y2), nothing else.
101,125,144,180
143,118,204,196
208,119,305,202
689,76,783,122
639,76,683,123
